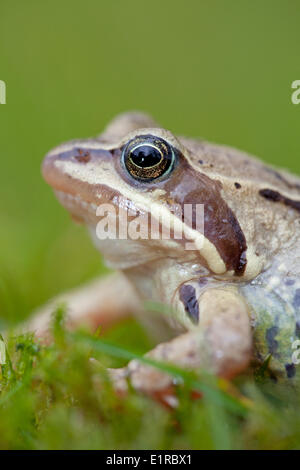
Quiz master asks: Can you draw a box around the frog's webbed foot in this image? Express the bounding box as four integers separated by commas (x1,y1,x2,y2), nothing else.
22,273,141,340
107,288,252,399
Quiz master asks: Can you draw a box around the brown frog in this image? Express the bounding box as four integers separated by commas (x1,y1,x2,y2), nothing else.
27,112,300,394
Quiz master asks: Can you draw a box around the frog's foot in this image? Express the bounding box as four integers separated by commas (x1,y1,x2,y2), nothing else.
108,365,178,408
107,288,252,400
22,273,141,340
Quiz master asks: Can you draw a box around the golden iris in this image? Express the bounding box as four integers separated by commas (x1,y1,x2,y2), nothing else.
122,135,175,182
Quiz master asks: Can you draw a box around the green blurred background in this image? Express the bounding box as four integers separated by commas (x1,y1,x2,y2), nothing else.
1,0,300,324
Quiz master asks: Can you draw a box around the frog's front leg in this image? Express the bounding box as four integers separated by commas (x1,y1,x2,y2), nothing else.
109,288,252,395
23,273,141,339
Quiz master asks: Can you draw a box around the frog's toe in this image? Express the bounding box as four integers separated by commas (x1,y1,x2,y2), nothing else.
108,363,178,407
107,367,130,395
127,359,174,393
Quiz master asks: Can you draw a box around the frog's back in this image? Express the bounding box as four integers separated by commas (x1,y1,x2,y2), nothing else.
180,136,300,196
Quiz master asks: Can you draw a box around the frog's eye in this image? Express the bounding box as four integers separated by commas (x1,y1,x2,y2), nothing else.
121,135,176,182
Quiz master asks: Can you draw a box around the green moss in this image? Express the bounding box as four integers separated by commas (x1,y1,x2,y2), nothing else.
0,314,300,450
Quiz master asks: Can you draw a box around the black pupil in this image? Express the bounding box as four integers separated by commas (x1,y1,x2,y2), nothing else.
130,145,161,168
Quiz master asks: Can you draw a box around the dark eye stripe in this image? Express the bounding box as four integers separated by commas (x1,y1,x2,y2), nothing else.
160,158,248,276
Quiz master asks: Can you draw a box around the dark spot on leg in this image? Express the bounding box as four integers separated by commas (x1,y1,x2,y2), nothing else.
179,285,199,324
234,182,241,189
266,326,279,357
285,279,295,286
293,289,300,309
285,363,296,378
198,159,203,164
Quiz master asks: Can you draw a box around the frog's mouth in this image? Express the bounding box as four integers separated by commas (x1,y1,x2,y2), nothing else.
53,190,99,224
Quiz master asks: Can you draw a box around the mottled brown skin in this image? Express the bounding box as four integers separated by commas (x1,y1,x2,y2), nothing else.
26,112,300,397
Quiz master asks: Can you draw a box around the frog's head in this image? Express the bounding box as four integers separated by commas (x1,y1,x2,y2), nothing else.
42,112,260,278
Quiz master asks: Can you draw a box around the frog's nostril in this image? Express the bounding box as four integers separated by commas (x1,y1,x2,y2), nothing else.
74,149,91,163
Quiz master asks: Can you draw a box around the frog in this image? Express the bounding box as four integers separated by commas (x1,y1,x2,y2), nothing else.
27,111,300,395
